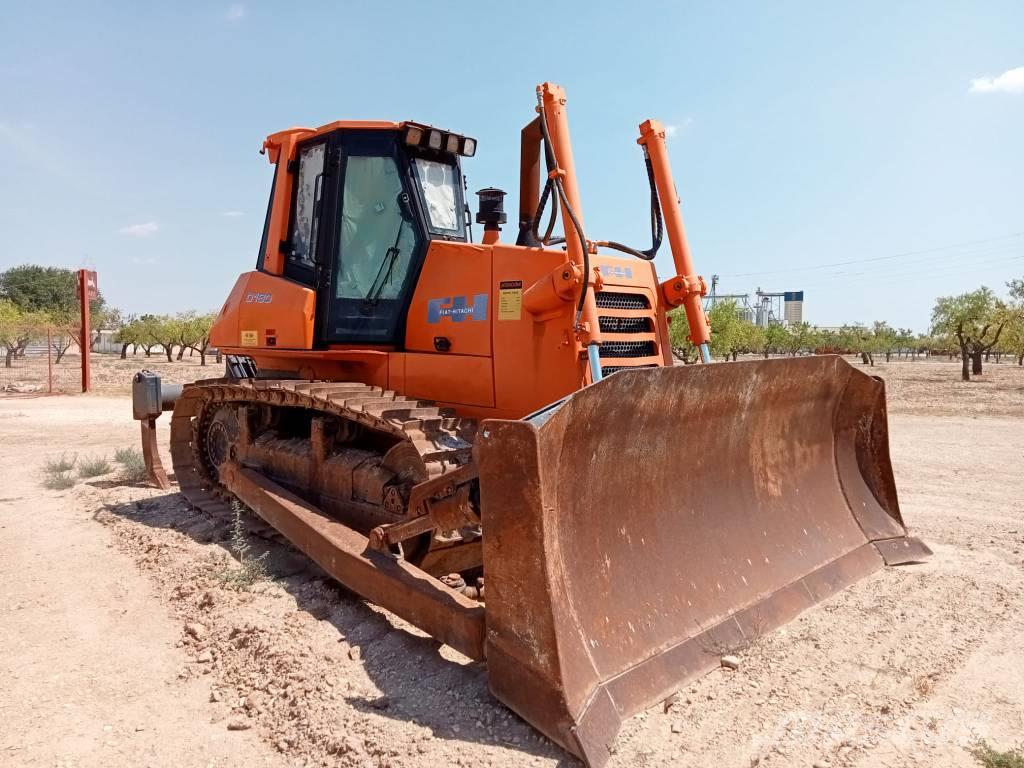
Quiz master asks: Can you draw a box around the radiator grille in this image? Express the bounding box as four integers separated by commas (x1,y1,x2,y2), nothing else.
602,364,658,377
599,341,657,359
595,291,650,310
598,316,651,334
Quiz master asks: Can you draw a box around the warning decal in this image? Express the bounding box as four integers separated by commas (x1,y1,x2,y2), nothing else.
498,280,523,321
240,330,258,347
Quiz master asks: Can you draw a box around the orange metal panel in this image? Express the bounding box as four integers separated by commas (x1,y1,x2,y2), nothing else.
491,243,582,415
388,352,407,394
312,120,403,134
405,241,493,357
404,353,494,409
210,271,315,352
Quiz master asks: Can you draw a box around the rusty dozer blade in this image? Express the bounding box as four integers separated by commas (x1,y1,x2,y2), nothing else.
475,355,929,766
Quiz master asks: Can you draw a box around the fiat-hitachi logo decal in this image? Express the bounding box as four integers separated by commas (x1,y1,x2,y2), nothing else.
599,265,633,279
427,294,489,323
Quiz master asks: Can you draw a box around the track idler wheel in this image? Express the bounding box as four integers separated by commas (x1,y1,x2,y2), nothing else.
201,405,240,482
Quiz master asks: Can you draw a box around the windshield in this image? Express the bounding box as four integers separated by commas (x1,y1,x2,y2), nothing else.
413,158,460,231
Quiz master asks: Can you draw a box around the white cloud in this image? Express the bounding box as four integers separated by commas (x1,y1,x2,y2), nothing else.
664,118,694,139
221,210,244,217
969,66,1024,94
224,3,246,21
118,221,159,238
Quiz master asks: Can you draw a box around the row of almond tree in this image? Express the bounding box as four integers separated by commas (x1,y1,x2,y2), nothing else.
114,312,218,365
668,278,1024,380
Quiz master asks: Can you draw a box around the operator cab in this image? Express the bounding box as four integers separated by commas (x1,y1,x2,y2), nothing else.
260,123,476,347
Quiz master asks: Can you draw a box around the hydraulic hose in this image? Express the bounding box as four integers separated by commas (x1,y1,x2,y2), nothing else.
595,154,663,261
536,93,590,319
529,105,559,246
531,177,559,246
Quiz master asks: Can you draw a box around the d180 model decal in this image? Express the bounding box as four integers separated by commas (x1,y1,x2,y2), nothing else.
427,293,489,324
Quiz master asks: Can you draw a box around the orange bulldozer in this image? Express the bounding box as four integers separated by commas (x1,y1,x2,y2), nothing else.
132,82,929,766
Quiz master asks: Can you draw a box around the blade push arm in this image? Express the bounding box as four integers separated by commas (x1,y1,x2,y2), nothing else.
637,120,712,361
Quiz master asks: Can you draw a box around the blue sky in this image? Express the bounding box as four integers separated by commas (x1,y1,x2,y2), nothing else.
1,1,1021,331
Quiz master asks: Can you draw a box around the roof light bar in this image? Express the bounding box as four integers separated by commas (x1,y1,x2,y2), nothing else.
403,124,478,157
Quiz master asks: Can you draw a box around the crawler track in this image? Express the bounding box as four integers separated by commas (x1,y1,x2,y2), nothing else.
169,379,478,560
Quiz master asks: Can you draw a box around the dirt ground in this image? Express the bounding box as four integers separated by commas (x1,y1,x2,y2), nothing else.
2,357,1023,767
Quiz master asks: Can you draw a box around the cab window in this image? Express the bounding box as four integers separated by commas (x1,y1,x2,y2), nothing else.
412,158,461,232
285,141,326,284
335,155,421,302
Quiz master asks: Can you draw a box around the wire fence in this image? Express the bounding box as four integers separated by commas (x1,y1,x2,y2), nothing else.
2,340,220,396
0,328,84,394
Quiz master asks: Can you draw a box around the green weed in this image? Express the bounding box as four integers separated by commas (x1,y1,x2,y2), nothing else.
217,501,270,589
971,741,1024,768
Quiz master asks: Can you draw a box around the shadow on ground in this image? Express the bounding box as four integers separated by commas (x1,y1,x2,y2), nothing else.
100,489,576,766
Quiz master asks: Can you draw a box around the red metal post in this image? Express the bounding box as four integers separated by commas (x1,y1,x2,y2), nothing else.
78,269,91,393
47,327,53,394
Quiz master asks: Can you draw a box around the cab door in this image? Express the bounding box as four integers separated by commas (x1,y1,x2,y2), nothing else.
317,131,427,346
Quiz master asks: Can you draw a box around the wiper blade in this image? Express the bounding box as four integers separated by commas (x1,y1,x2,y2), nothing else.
359,202,408,314
361,245,401,312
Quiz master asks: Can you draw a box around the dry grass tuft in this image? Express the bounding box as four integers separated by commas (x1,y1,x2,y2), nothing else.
114,447,149,483
44,454,76,474
78,455,112,478
42,471,76,490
